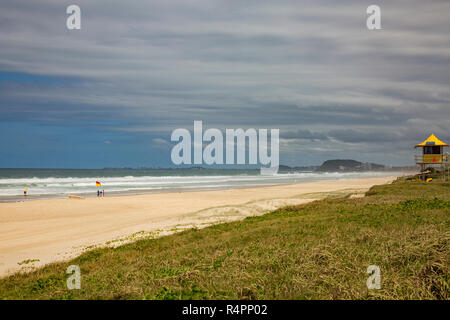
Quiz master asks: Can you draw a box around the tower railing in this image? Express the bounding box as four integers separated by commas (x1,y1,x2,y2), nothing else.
414,154,449,164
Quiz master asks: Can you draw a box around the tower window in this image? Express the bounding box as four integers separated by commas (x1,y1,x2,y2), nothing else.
423,146,441,154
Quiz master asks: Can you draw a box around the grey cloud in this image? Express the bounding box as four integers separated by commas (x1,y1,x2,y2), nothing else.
281,129,329,141
0,0,449,165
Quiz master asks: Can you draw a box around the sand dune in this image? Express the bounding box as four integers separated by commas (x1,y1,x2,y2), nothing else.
0,176,395,277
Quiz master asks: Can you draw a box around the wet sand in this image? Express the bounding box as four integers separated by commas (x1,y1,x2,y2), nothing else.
0,176,396,277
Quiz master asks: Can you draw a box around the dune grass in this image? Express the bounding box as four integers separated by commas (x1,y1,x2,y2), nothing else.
0,178,449,300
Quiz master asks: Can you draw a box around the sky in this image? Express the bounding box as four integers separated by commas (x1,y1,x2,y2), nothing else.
0,0,449,168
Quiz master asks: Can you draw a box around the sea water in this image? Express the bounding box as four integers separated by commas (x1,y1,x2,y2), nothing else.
0,168,397,202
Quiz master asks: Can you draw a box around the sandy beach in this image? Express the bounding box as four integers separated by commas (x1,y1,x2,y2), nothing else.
0,176,396,277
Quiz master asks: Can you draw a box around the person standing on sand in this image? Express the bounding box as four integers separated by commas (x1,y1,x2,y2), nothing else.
24,188,27,197
102,189,105,197
96,181,102,197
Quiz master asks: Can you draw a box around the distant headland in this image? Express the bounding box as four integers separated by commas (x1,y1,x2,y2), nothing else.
101,159,415,173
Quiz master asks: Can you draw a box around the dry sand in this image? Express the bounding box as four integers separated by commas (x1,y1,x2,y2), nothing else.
0,176,396,277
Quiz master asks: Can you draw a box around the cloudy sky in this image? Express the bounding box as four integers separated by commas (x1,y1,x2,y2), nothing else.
0,0,449,168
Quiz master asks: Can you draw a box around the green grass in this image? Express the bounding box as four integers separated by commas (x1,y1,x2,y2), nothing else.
0,179,449,300
17,259,40,266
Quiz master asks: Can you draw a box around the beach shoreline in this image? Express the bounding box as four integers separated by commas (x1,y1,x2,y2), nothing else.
0,176,397,278
0,169,411,203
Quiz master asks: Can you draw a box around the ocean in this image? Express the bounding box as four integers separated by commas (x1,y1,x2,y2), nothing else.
0,168,397,202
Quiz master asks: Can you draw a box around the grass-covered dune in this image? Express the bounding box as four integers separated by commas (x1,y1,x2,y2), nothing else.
0,179,449,300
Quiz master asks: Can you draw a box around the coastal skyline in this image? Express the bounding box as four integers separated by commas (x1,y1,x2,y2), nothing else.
1,0,450,168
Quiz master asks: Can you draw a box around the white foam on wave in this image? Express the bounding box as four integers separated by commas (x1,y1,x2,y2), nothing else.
0,171,394,197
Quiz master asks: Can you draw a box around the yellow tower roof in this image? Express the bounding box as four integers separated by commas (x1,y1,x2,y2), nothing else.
415,134,449,148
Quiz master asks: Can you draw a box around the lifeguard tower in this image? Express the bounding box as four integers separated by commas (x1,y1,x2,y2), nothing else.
414,134,449,177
